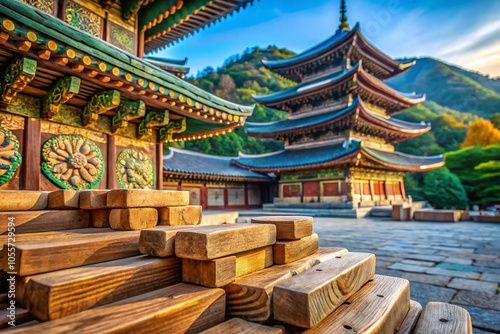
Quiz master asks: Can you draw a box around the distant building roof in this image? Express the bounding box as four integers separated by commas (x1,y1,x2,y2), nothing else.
233,140,444,173
163,147,270,182
262,23,415,82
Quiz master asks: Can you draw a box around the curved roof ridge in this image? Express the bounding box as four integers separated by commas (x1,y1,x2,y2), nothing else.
237,150,286,158
166,147,235,160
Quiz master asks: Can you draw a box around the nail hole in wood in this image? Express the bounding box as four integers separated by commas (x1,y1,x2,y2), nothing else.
316,269,323,272
377,294,384,298
439,318,449,323
343,325,353,330
344,301,351,305
336,256,342,258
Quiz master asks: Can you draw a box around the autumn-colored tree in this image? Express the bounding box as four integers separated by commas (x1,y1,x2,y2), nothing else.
490,113,500,129
460,119,500,148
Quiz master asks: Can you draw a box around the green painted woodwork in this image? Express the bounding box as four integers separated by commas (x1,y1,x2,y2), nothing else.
1,56,37,105
0,127,22,186
109,21,135,54
141,0,207,34
82,90,121,125
116,148,154,189
0,2,254,117
138,110,169,139
122,0,146,20
65,2,103,38
20,0,54,14
41,134,105,190
112,100,146,133
41,76,81,119
6,94,40,118
159,118,186,142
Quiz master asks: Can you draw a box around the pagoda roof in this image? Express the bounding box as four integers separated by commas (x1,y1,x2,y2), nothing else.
163,148,270,182
262,23,415,82
246,98,430,142
1,1,254,142
253,61,425,113
140,0,257,53
144,56,189,75
232,140,444,173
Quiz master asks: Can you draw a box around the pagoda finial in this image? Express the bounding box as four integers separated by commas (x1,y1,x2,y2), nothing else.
338,0,349,31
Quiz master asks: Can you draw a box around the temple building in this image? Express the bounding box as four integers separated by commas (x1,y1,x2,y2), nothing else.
231,0,445,210
0,0,256,191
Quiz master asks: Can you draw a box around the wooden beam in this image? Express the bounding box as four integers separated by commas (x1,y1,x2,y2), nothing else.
11,283,225,334
300,275,410,333
82,90,121,125
21,119,41,190
0,210,88,234
111,100,146,133
273,252,376,328
273,233,319,265
224,247,348,322
25,255,181,320
106,189,189,208
3,230,141,275
413,302,472,334
159,118,186,142
1,56,36,104
139,225,196,257
200,318,282,334
41,76,81,119
174,224,276,260
251,216,313,240
397,300,422,334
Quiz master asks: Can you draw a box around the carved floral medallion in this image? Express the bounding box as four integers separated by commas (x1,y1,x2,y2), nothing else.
0,127,22,186
41,134,104,189
116,149,154,189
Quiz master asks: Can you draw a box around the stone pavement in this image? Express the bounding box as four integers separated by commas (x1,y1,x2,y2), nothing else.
314,217,500,333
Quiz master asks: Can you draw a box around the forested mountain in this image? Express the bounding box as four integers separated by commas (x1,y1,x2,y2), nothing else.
183,47,499,157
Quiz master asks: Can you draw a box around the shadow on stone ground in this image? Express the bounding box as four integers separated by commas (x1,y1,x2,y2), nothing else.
314,218,500,333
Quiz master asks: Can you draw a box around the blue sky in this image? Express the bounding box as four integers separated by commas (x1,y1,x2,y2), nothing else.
152,0,500,78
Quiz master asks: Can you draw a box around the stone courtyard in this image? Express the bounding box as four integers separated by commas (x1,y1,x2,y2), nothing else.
312,217,500,333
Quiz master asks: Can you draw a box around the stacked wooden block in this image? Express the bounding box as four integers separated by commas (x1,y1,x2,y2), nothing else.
0,190,473,333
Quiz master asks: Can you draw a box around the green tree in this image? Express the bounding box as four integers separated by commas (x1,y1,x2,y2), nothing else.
490,113,500,129
423,167,469,209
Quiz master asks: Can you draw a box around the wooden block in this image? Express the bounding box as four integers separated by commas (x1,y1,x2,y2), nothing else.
413,302,473,334
0,305,31,329
15,276,30,307
298,275,410,333
0,191,48,211
48,190,79,209
139,225,196,257
79,189,109,210
106,189,189,208
0,210,89,234
11,283,225,334
109,208,158,230
0,228,118,246
158,205,202,225
274,252,376,328
91,209,111,227
225,247,348,322
251,216,313,240
25,255,182,320
273,233,319,265
235,246,273,277
397,300,422,334
175,224,276,260
200,318,283,334
201,211,238,225
3,230,141,275
183,256,236,288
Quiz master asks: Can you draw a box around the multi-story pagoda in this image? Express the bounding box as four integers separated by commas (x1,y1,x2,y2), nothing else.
233,0,445,210
0,0,255,191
